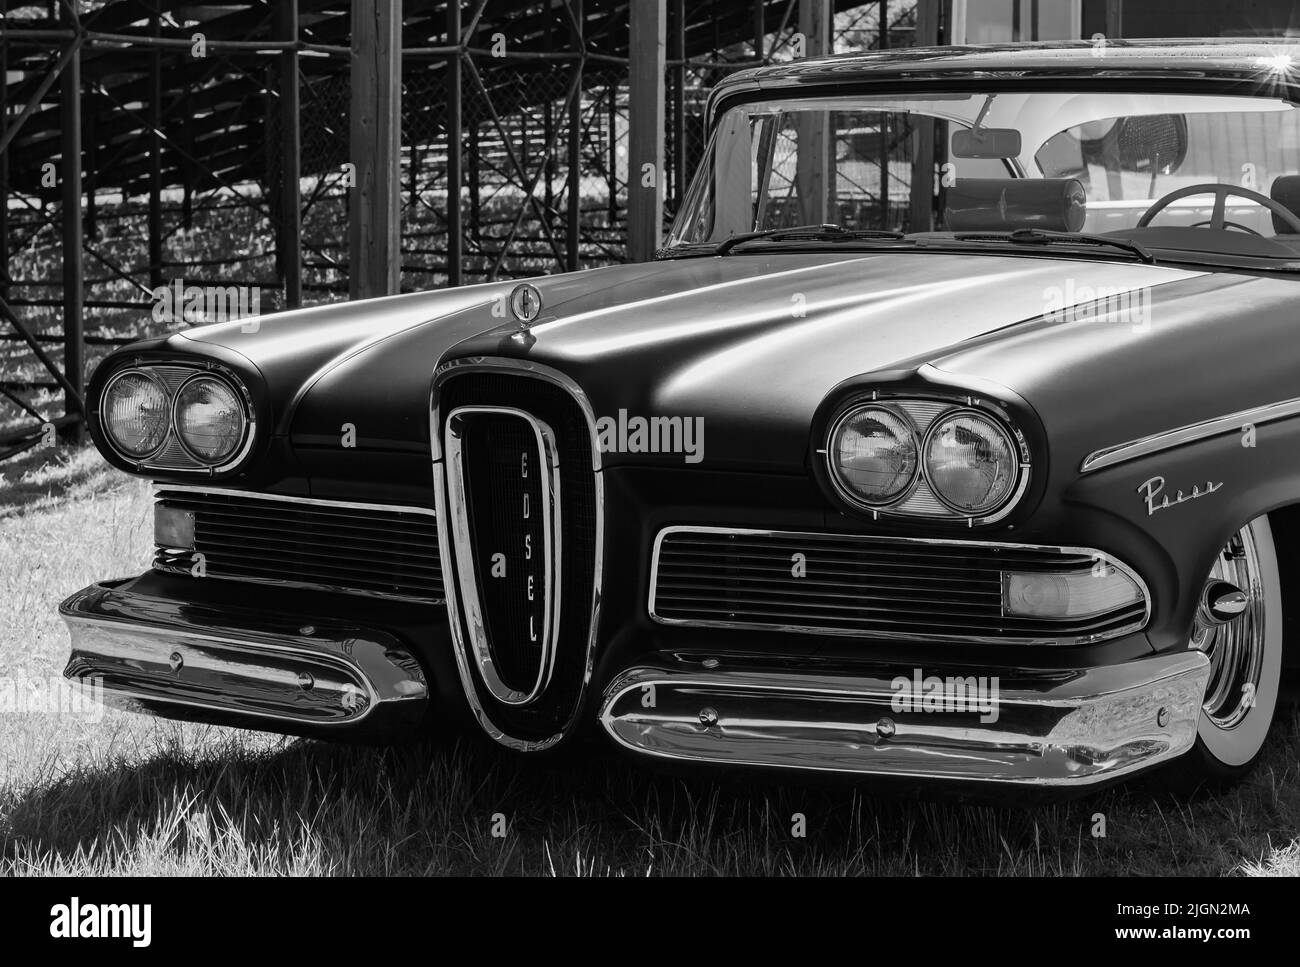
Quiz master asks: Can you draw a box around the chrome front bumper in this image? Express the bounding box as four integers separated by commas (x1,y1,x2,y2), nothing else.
60,581,430,739
599,650,1210,786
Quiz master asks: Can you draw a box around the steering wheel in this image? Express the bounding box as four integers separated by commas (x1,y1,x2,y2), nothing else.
1137,183,1300,235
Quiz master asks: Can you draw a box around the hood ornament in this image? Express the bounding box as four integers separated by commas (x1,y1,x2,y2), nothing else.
509,282,543,328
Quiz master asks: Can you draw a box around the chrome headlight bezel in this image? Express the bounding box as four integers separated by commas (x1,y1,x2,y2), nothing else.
95,360,256,474
821,390,1031,526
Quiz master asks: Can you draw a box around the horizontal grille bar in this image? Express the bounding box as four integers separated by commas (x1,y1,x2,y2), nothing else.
650,527,1148,645
154,488,443,603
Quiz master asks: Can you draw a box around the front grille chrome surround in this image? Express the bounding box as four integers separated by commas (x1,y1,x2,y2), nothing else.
153,486,442,604
444,405,562,706
431,356,604,753
650,526,1150,645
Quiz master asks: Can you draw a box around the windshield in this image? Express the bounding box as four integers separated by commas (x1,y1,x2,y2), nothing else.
666,89,1300,264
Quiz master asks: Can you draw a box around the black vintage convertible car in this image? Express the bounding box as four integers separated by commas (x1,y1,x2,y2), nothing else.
62,39,1300,790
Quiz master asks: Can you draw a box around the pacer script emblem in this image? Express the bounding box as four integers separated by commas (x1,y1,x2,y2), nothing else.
1138,475,1223,516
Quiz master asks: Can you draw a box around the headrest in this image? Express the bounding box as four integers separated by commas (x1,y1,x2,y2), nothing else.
1271,175,1300,233
943,178,1087,233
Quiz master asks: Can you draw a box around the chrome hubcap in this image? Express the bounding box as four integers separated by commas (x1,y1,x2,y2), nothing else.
1190,528,1266,730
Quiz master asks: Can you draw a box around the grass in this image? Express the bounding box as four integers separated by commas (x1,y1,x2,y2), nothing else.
2,447,1300,876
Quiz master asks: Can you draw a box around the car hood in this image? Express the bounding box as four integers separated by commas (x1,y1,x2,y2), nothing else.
178,251,1197,472
442,251,1201,471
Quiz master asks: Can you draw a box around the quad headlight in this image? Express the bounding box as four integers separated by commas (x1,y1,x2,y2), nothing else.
175,375,245,462
98,364,251,470
923,410,1018,516
828,404,919,506
826,395,1028,523
103,370,170,458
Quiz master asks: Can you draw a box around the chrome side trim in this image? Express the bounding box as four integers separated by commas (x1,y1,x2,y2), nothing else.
429,356,604,752
599,651,1210,786
648,525,1151,645
444,405,562,706
1080,396,1300,473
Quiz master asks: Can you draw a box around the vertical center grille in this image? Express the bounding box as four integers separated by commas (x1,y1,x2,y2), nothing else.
436,365,601,745
446,406,559,706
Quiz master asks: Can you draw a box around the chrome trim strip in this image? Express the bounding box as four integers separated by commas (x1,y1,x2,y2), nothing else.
1080,396,1300,473
647,525,1151,645
598,651,1210,786
429,356,604,752
444,405,562,706
152,486,442,605
154,483,438,518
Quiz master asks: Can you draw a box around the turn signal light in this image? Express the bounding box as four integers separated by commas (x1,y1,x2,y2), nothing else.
154,504,196,550
1002,566,1142,620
